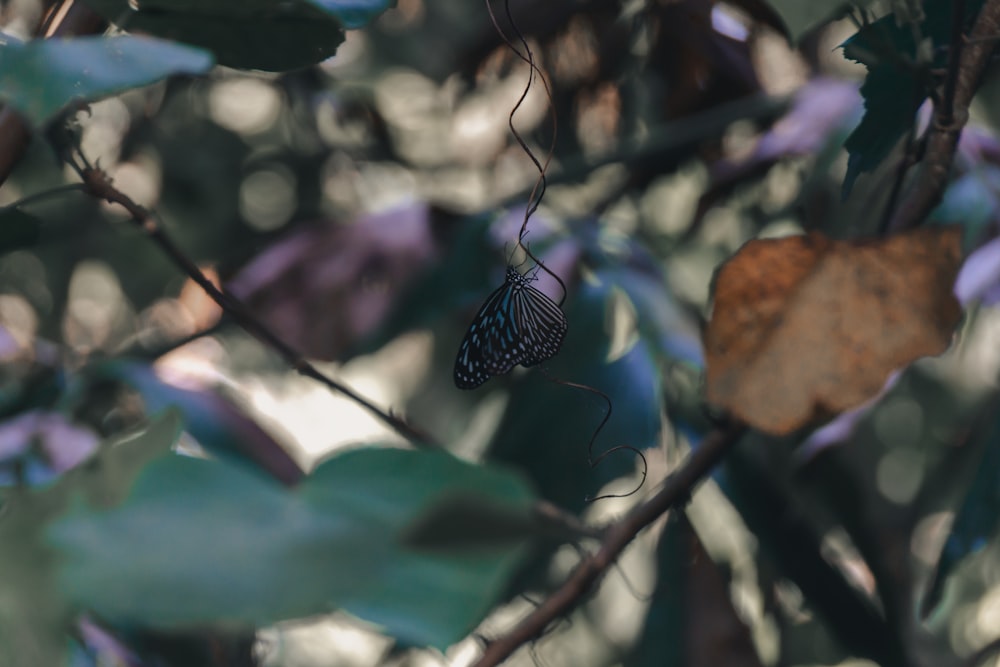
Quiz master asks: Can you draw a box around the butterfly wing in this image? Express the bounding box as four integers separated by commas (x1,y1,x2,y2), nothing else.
453,267,567,389
513,282,568,367
454,280,529,389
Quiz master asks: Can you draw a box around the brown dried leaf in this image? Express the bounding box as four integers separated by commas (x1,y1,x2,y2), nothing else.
704,227,963,435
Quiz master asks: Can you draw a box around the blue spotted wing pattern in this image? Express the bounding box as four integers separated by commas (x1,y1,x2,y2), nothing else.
454,266,568,389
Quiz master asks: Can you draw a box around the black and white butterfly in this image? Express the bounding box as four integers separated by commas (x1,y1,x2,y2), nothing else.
454,266,568,389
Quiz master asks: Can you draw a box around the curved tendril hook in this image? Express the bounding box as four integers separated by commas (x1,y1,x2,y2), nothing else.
484,0,567,306
540,369,649,502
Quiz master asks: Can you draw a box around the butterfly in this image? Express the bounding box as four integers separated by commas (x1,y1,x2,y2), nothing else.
454,266,568,389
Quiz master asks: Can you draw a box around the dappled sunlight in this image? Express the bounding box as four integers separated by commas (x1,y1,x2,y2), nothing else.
1,1,998,666
239,332,432,463
240,166,298,231
258,614,394,667
64,260,131,354
0,294,38,352
209,78,282,135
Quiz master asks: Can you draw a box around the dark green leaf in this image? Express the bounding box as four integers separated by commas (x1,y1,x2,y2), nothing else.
840,0,982,197
81,0,349,71
404,493,542,552
0,411,181,667
0,36,213,125
0,208,41,253
50,447,535,648
841,62,924,198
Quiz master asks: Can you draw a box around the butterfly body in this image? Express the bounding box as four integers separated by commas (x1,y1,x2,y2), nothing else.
454,266,568,389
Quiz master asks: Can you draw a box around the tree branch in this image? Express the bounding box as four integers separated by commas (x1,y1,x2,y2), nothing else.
888,0,1000,231
472,422,746,667
75,164,435,447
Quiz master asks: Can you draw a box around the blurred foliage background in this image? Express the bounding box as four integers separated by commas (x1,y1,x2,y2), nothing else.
3,0,1000,666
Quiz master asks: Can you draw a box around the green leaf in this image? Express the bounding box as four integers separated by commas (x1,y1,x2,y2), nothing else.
765,0,855,42
0,208,41,253
840,0,982,197
0,36,213,126
81,0,352,71
403,493,543,552
50,447,536,648
0,411,181,667
841,60,924,198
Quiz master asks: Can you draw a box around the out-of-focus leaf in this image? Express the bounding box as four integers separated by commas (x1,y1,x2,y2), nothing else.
931,166,1000,253
922,395,1000,617
0,412,99,486
724,428,900,664
0,209,41,253
628,516,686,667
0,411,181,667
631,512,766,667
0,36,213,125
50,447,536,649
764,0,855,42
231,204,441,362
354,211,502,355
796,320,1000,656
73,618,140,667
404,494,547,552
74,360,304,486
955,236,1000,306
668,514,764,666
724,78,860,165
81,0,351,71
310,0,394,28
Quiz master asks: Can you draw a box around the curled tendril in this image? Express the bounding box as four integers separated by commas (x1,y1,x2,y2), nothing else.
485,0,566,305
540,369,649,502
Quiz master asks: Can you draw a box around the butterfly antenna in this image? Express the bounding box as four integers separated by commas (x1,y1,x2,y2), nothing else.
485,0,566,306
540,370,648,501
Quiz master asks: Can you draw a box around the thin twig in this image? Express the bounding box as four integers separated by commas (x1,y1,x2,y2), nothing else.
878,122,920,235
940,0,969,128
888,0,1000,231
471,422,746,667
74,163,434,447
